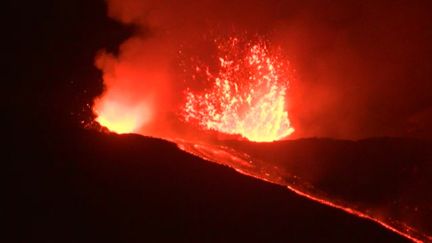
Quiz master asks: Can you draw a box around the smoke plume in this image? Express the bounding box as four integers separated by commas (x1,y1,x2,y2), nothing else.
94,0,432,140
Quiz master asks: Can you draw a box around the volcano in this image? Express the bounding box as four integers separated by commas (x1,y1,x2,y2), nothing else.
9,128,414,242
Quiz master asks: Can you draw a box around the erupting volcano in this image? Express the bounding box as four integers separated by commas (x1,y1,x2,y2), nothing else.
86,0,432,242
11,0,432,242
91,34,432,242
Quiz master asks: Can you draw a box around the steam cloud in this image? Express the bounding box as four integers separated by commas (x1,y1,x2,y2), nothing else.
94,0,432,139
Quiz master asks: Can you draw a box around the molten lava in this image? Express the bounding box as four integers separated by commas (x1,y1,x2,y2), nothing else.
182,38,294,142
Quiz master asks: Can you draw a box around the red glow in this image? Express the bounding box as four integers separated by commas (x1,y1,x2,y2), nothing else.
94,98,152,134
182,37,294,142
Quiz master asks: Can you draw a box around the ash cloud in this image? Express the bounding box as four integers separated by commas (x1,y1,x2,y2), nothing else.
95,0,432,139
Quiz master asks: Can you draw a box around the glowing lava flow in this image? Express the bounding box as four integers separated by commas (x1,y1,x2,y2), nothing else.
182,38,294,142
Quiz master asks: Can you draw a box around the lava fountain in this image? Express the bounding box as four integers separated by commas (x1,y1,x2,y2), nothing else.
182,37,294,142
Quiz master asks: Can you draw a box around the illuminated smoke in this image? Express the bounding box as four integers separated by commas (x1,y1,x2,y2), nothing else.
92,0,432,140
182,37,294,142
92,37,175,137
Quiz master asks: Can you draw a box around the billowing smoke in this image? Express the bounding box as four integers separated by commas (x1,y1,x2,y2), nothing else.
93,0,432,140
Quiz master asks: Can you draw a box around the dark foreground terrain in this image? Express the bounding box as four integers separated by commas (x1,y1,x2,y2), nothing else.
7,127,410,242
182,136,432,241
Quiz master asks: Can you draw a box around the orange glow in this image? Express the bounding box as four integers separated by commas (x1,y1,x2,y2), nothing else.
182,37,295,142
94,99,152,134
176,140,430,243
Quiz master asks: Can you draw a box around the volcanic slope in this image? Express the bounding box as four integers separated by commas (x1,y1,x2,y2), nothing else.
9,129,410,243
178,137,432,242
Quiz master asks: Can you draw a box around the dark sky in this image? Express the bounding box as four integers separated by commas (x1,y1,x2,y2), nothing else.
6,1,123,132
